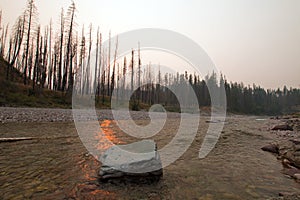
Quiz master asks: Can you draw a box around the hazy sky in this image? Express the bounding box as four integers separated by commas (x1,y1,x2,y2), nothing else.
1,0,300,89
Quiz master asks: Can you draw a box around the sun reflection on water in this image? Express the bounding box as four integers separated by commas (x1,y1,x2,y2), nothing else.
71,120,124,198
95,120,124,151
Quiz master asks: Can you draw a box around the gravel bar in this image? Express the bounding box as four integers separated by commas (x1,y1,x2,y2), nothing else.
0,107,185,123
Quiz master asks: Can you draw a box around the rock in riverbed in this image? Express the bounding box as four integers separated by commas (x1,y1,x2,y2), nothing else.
273,193,300,200
263,137,300,182
99,140,163,183
261,143,279,154
271,124,293,131
294,174,300,180
277,139,300,169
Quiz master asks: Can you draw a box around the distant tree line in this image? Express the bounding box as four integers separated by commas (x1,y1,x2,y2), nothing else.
187,72,300,115
0,0,299,115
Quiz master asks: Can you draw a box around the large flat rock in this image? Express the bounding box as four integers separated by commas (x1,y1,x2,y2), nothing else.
99,140,163,182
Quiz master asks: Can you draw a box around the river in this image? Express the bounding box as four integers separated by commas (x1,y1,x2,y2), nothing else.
0,115,299,199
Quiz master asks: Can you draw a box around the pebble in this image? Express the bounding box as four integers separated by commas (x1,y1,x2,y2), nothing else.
294,174,300,180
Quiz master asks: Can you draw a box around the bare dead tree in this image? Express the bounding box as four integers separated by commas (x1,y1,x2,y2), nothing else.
110,35,118,100
23,0,38,85
9,15,25,68
147,63,152,105
41,27,48,88
101,48,107,104
1,23,9,58
6,38,12,80
137,42,141,103
5,15,25,81
122,56,127,101
32,26,40,90
27,39,34,83
94,27,99,94
157,64,161,103
97,32,102,98
53,39,59,90
57,8,64,91
130,49,134,95
47,19,53,89
79,25,86,95
107,31,111,96
38,34,43,88
116,63,120,102
84,24,92,94
68,32,78,93
63,1,76,92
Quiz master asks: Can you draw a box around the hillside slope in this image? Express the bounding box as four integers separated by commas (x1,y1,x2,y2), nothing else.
0,57,71,108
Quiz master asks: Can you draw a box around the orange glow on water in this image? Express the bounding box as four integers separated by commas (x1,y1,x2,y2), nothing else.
90,189,112,196
95,120,124,151
71,120,122,199
70,183,116,199
82,162,97,181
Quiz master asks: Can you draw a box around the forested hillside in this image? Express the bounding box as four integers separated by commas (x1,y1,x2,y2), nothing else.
0,0,299,114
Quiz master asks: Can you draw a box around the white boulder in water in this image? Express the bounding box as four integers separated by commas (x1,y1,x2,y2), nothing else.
99,140,163,182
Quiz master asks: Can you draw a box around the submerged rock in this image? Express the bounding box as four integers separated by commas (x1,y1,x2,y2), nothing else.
99,140,163,182
261,143,279,154
272,124,293,131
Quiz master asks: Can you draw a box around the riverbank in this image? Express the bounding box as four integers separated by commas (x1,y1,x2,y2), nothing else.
261,114,300,199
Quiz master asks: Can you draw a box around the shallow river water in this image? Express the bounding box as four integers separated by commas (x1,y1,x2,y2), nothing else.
0,115,299,199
